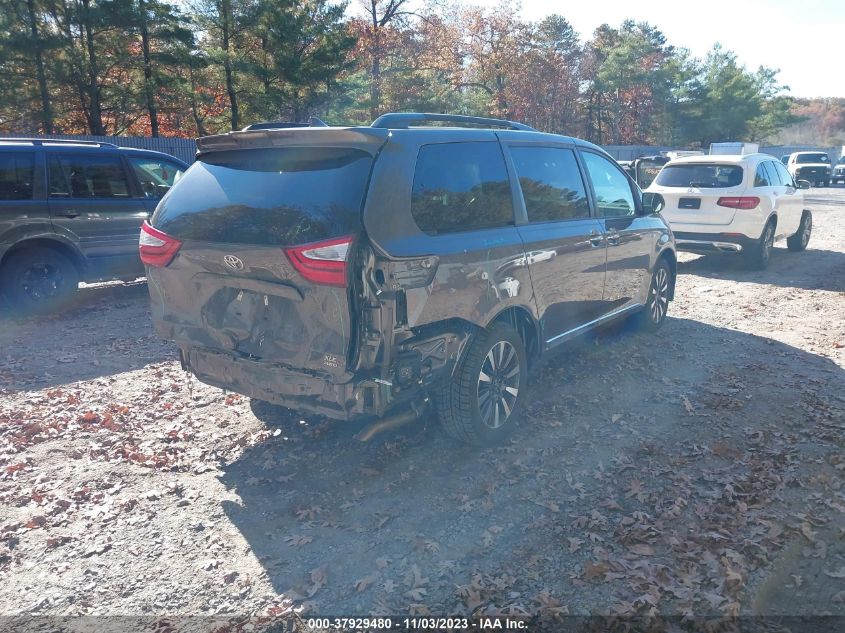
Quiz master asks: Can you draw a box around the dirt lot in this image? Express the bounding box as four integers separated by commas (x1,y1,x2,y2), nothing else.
1,189,844,626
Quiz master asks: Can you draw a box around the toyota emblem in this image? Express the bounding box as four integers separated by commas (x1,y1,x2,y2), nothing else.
223,255,244,271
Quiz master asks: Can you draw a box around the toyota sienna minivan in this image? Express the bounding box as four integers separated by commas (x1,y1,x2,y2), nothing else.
142,113,676,444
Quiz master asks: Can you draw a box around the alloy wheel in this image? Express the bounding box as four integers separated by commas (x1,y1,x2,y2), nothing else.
762,225,774,265
649,266,670,324
802,216,812,248
477,340,520,429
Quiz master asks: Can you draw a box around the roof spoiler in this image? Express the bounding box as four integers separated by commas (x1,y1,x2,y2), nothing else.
196,126,390,155
371,112,536,132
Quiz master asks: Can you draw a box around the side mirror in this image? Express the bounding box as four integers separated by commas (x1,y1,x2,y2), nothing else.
797,180,811,190
642,192,665,214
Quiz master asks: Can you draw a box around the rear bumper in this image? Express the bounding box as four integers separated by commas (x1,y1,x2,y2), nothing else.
183,347,383,421
673,231,756,254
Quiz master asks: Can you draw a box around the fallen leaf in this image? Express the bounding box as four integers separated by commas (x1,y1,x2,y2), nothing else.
627,543,655,556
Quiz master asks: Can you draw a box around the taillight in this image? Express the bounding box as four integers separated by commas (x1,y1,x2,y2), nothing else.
139,221,182,267
284,235,353,287
717,196,760,210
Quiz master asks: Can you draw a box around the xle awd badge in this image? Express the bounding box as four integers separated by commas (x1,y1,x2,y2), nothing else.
223,255,244,271
323,354,340,368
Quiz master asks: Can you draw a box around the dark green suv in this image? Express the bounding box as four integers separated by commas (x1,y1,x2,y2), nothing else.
0,138,188,313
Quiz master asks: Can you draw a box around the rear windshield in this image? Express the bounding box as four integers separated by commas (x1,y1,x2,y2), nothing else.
654,164,743,188
151,147,373,245
795,153,830,164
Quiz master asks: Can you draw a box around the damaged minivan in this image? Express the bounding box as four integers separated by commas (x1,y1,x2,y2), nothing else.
142,113,676,444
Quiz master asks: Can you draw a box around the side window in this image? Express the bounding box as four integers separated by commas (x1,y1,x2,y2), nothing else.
762,162,780,187
773,161,796,188
581,151,636,218
411,142,514,235
129,157,184,198
48,155,130,199
0,153,35,200
754,163,772,187
509,146,590,222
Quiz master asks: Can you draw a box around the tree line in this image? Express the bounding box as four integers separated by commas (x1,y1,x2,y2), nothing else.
0,0,801,147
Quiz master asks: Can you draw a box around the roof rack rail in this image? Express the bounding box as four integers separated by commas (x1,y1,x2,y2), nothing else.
0,137,119,148
242,117,329,131
371,112,536,132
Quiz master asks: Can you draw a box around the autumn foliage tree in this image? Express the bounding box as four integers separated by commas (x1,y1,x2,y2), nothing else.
0,0,805,145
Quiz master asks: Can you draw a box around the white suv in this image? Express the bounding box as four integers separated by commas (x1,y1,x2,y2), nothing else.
646,154,812,269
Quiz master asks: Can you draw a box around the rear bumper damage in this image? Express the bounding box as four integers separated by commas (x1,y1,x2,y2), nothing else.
179,327,470,422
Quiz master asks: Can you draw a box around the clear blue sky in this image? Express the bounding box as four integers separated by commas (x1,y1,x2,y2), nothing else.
469,0,844,98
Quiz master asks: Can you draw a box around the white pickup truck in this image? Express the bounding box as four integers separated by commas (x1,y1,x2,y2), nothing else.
787,151,832,187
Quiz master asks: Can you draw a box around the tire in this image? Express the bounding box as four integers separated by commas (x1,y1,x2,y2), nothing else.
435,323,527,445
634,258,672,331
823,180,830,188
787,211,812,252
0,247,79,314
745,221,775,270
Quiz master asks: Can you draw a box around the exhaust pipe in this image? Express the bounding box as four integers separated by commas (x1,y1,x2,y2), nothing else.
354,399,428,442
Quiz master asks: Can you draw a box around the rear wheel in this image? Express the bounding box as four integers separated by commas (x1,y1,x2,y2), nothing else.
435,323,527,445
0,247,79,314
787,211,812,252
745,221,775,270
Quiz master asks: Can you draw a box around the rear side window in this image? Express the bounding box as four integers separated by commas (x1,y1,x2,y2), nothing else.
152,147,373,245
655,164,743,188
49,155,130,198
509,146,589,222
411,142,513,235
754,163,772,187
0,153,35,200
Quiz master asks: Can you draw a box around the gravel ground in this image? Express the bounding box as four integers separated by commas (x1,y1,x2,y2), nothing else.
1,189,844,628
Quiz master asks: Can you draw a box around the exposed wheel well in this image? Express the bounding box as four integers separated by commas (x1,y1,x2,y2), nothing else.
489,307,539,365
1,239,85,276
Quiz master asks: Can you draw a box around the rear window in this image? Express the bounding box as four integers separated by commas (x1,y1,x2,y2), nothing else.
152,147,373,245
655,164,743,188
795,153,829,164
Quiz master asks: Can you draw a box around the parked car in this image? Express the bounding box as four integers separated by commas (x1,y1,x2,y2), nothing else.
780,155,790,165
0,138,188,313
787,151,831,187
832,156,845,185
142,113,676,445
647,153,812,269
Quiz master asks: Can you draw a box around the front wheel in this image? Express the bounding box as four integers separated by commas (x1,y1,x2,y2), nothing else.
635,259,672,331
435,323,527,445
787,211,812,252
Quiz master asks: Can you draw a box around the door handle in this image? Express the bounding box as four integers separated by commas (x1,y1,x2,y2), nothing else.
589,230,604,248
56,210,79,218
607,231,620,246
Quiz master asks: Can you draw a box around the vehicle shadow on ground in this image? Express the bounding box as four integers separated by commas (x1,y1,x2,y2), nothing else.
0,280,174,391
219,316,845,615
677,248,845,292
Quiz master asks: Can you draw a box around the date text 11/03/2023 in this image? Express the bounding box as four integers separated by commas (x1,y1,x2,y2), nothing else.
305,617,529,630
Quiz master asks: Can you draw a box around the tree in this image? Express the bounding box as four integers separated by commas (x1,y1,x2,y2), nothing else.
245,0,355,122
129,0,194,136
